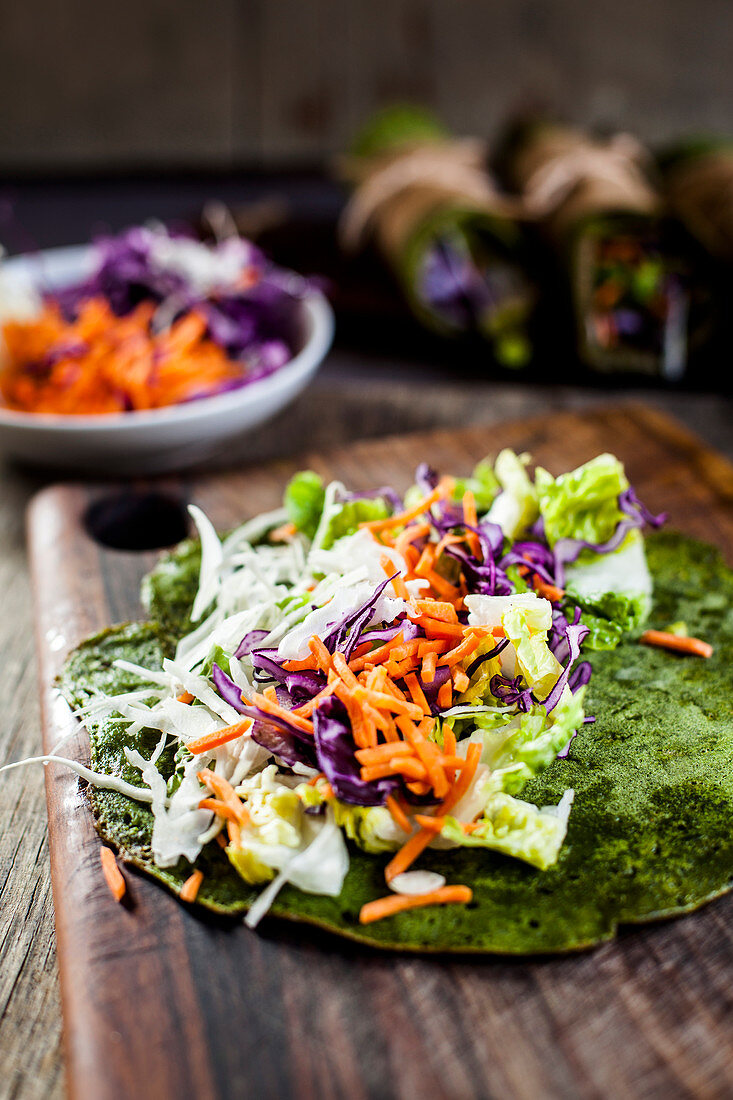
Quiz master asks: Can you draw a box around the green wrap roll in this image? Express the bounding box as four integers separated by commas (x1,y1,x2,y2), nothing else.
497,120,702,380
339,106,535,369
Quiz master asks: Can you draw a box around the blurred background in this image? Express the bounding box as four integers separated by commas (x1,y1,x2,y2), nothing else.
2,0,733,433
3,0,733,172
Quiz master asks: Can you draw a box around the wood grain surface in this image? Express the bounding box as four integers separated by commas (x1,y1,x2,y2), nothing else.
24,404,733,1100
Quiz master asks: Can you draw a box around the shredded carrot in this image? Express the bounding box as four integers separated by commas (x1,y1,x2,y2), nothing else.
403,672,431,715
386,794,413,834
270,522,297,543
361,758,428,782
381,555,410,598
0,297,247,414
421,651,437,683
293,681,338,717
227,818,242,848
395,521,431,560
437,678,453,709
198,797,249,825
355,742,414,765
411,615,465,639
177,691,194,704
360,480,453,534
359,885,472,924
452,668,470,694
308,636,333,672
180,869,204,903
462,490,481,558
250,692,315,734
187,718,252,755
640,630,713,658
410,598,459,623
384,742,482,882
197,768,249,823
216,833,228,849
414,814,447,831
332,651,360,690
100,847,126,903
282,655,319,672
438,633,483,667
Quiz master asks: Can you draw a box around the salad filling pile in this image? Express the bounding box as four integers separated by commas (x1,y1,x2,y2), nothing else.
0,225,309,414
37,448,688,929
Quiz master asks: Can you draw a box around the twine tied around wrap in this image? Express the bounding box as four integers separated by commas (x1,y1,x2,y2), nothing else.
512,127,659,238
664,149,733,261
337,138,522,264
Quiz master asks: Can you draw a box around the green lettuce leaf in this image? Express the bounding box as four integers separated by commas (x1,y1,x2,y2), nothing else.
441,792,571,870
536,453,629,547
453,458,501,514
312,481,390,551
486,449,539,539
284,471,326,540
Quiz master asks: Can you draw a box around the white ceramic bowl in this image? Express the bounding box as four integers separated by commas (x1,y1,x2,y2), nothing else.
0,245,334,473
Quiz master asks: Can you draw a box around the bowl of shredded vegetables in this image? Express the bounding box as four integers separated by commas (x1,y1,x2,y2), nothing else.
0,226,334,472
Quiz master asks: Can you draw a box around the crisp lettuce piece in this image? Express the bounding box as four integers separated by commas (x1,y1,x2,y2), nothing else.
311,480,390,552
453,458,501,514
284,470,326,540
565,532,652,631
486,449,539,539
469,689,585,798
441,791,572,870
299,780,402,854
535,453,628,548
226,766,306,885
502,603,561,699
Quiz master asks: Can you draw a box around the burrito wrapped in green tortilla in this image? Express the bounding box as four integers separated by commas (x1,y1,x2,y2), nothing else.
659,137,733,261
496,120,699,379
338,105,535,369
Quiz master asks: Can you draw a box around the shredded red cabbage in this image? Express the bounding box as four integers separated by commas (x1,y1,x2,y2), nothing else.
313,696,399,805
490,673,535,712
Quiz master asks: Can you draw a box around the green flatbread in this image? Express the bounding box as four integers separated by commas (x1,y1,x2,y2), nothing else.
59,531,733,953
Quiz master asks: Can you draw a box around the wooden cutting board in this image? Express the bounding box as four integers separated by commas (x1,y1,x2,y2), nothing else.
27,404,733,1100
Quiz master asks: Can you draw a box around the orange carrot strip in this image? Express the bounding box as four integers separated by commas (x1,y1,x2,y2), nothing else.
270,522,297,543
198,797,246,825
462,490,481,558
187,718,252,755
639,630,713,658
434,532,466,559
197,768,249,823
395,521,431,559
250,693,314,734
411,740,449,799
177,691,194,704
386,794,413,834
410,615,465,639
417,639,450,657
438,633,483,668
355,742,414,765
414,814,447,831
421,651,437,683
227,819,242,848
360,481,453,533
411,598,459,623
361,758,428,782
216,833,228,849
282,655,319,672
293,681,338,717
349,631,405,672
308,635,333,672
352,686,423,720
452,668,470,694
385,742,482,882
437,678,453,711
414,545,436,579
442,726,457,784
424,571,462,601
359,885,472,924
100,847,126,903
180,869,204,903
404,672,431,716
381,555,410,598
332,652,360,690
